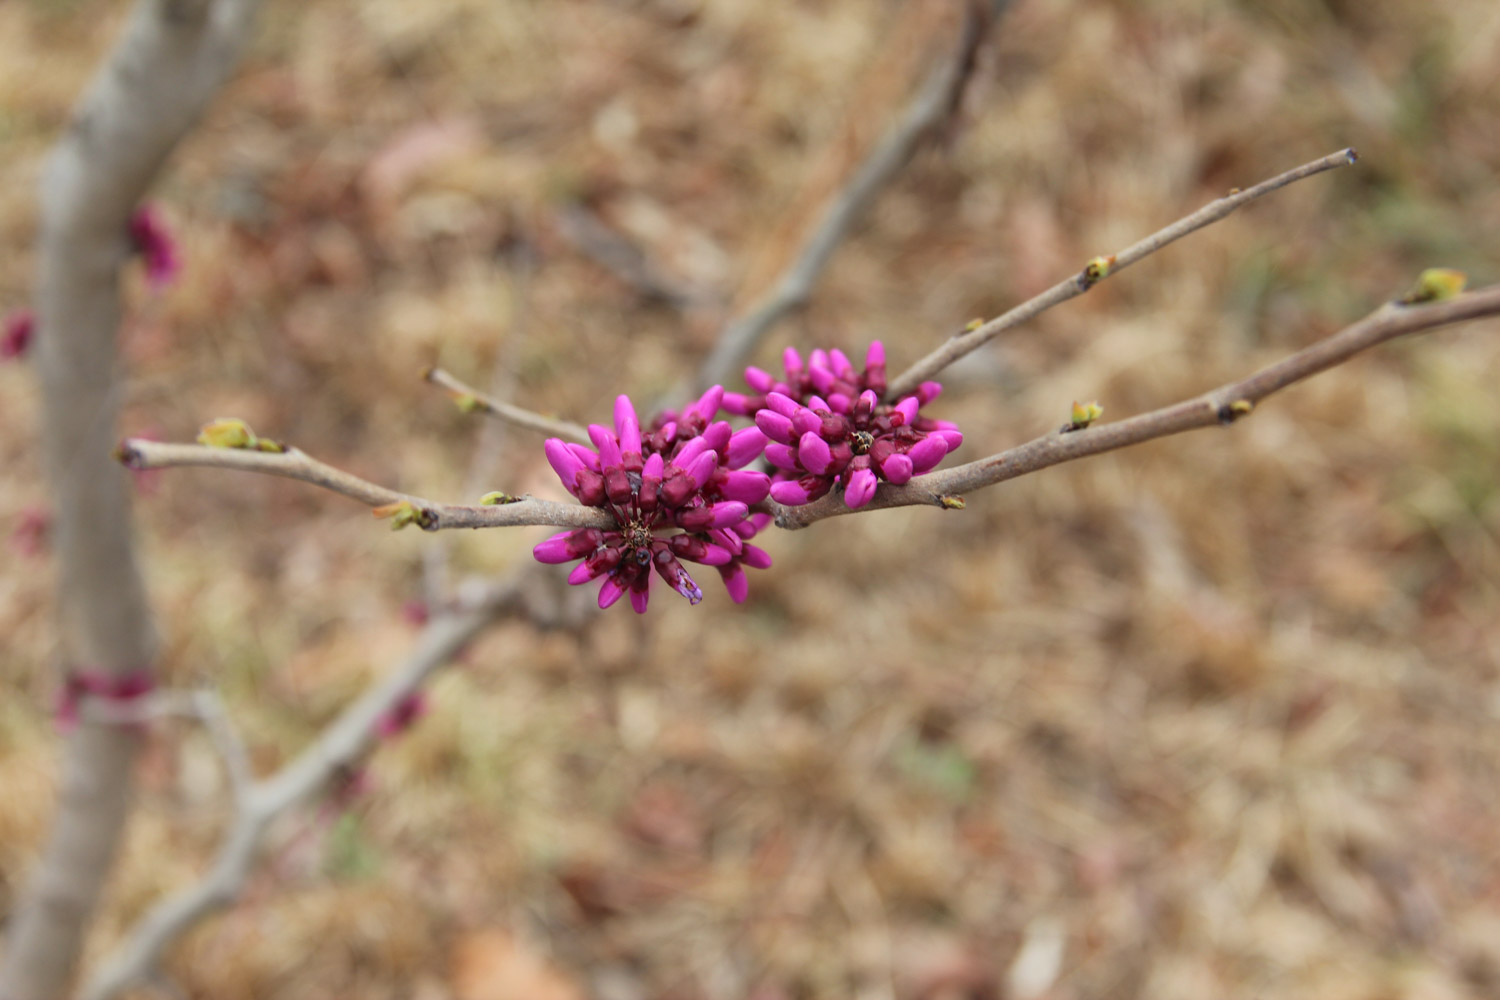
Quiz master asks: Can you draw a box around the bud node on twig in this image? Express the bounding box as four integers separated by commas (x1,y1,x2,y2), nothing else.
1216,399,1255,425
1077,255,1116,291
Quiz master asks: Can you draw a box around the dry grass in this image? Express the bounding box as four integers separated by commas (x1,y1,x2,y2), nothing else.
3,0,1500,997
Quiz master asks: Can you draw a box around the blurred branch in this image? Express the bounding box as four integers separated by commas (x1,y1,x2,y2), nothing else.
2,0,267,997
691,0,1005,395
885,148,1359,399
555,203,721,311
117,439,615,531
80,578,531,1000
775,286,1500,529
84,690,253,807
425,365,592,444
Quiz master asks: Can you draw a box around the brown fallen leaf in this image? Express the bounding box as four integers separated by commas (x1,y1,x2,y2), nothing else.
450,927,585,1000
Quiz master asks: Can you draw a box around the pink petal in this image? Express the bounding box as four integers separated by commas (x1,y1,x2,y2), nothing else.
798,432,833,475
614,395,642,455
755,409,795,444
864,340,885,370
568,443,601,470
782,347,804,378
589,423,623,467
697,544,734,566
745,366,775,393
809,348,831,372
936,429,963,452
826,392,852,414
741,544,772,570
765,391,801,419
906,435,949,473
705,501,749,528
791,407,822,437
567,561,600,585
630,584,650,614
829,348,854,378
692,385,725,423
727,427,768,468
722,391,754,415
711,527,744,555
686,452,718,490
764,443,800,471
770,480,812,505
917,381,943,405
808,365,836,395
702,420,732,453
844,468,878,508
643,452,665,480
881,453,914,484
894,397,920,426
544,438,585,493
533,531,578,564
598,577,626,608
720,469,771,504
720,565,749,604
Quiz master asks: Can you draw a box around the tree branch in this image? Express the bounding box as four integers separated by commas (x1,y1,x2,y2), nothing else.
117,439,615,531
423,365,592,444
79,578,529,999
884,148,1360,400
690,0,1007,394
3,1,268,997
775,286,1500,529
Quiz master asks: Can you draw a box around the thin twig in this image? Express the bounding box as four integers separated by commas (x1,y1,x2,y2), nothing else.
117,439,614,531
80,578,529,1000
775,286,1500,529
885,148,1360,399
690,0,1000,395
424,366,591,444
555,203,720,311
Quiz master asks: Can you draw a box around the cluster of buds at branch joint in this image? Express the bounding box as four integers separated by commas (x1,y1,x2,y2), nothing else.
727,343,963,509
533,391,772,612
1399,268,1467,305
1065,400,1103,431
196,417,284,453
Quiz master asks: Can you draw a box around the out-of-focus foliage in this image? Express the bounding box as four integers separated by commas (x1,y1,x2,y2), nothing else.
1,1,1498,997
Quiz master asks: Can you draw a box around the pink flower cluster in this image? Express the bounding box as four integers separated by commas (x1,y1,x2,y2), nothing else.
534,389,772,613
731,343,961,508
533,342,960,611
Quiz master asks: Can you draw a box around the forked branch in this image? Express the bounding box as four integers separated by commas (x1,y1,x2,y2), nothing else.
775,285,1500,529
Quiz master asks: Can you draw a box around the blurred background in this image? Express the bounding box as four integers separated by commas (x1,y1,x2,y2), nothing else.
3,0,1499,997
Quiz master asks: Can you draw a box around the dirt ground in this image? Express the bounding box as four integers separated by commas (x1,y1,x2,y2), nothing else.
3,1,1499,997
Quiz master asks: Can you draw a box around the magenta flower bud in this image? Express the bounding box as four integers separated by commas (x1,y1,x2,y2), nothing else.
568,561,601,585
534,531,580,564
764,442,799,471
770,479,812,505
745,366,775,393
741,544,773,570
614,395,642,456
710,526,744,555
894,397,920,426
701,420,733,454
765,391,801,420
630,586,650,614
685,451,718,490
705,501,749,529
881,453,914,484
643,452,665,480
544,438,586,494
698,543,735,566
783,407,814,438
798,431,834,475
917,381,943,405
826,392,852,414
865,340,885,370
720,469,771,504
720,565,750,604
598,577,626,608
735,511,773,539
906,435,949,473
829,348,854,378
722,391,755,415
755,409,795,444
2,310,35,361
691,385,725,423
674,435,711,470
727,427,768,468
782,347,804,378
806,395,831,414
589,423,623,467
935,429,963,451
844,467,879,508
809,348,831,372
856,390,878,418
808,365,836,395
568,443,601,470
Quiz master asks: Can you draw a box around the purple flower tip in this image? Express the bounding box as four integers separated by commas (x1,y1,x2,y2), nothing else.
770,479,812,505
598,577,626,609
630,587,650,614
544,438,586,494
881,453,914,485
906,435,949,473
727,427,768,469
745,366,775,393
798,431,834,475
865,340,885,368
533,531,578,564
614,395,642,455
